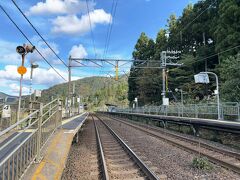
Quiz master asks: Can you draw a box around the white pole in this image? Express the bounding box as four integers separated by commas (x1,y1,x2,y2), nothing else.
181,89,183,116
17,54,25,124
17,75,23,123
200,72,221,120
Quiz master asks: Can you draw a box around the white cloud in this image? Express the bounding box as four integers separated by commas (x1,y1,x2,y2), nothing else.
0,65,80,87
27,0,95,15
9,83,29,96
52,9,111,35
69,44,87,58
0,39,64,66
0,40,21,65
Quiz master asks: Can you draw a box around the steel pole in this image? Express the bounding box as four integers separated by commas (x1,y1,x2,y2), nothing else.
29,67,33,101
68,57,71,117
181,89,183,117
17,54,25,124
200,72,221,119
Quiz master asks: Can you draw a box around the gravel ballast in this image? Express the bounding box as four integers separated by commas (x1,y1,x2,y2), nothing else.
101,115,240,180
62,117,100,180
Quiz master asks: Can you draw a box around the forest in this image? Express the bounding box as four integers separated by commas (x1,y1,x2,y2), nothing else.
128,0,240,106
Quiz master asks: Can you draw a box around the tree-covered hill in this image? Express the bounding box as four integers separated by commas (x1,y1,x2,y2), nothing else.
128,0,240,106
40,76,128,110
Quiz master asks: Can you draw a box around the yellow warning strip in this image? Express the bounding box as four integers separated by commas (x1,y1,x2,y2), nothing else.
31,131,74,180
31,112,87,180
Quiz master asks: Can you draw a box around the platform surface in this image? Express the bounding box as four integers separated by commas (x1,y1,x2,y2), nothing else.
23,112,89,180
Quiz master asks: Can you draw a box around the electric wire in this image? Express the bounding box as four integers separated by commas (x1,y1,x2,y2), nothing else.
181,44,240,67
104,0,118,58
103,0,115,59
0,4,67,81
11,0,68,67
181,0,217,33
85,0,97,58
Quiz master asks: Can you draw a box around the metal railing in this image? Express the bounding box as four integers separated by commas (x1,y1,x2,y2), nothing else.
0,98,62,180
116,103,240,121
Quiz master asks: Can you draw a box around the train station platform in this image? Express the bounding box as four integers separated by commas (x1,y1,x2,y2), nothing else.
105,112,240,134
23,112,89,180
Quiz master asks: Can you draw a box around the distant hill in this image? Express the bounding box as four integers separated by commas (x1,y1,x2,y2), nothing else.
0,92,9,99
40,76,129,110
0,92,18,104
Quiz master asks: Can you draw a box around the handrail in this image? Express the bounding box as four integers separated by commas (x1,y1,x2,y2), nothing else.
0,130,36,167
0,110,39,137
43,98,58,109
0,98,62,180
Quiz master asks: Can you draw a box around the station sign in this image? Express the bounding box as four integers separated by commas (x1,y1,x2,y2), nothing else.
163,98,169,106
194,73,209,84
2,105,11,118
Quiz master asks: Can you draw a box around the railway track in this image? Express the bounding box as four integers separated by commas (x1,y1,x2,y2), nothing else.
92,115,160,180
101,113,240,175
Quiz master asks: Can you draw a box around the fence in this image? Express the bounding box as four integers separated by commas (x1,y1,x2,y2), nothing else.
0,102,29,131
0,98,62,180
117,103,240,121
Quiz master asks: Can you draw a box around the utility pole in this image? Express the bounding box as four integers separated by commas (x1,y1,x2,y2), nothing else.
161,51,167,101
68,56,71,117
72,82,75,114
161,50,182,105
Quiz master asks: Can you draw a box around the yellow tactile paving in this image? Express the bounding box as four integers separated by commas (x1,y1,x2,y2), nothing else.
31,130,74,180
25,113,88,180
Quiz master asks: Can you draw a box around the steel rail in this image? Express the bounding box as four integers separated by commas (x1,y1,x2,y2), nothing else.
92,115,109,180
110,115,240,158
105,114,240,174
95,115,160,180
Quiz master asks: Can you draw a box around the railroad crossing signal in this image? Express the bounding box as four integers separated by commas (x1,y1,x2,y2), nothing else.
16,46,26,55
17,66,27,75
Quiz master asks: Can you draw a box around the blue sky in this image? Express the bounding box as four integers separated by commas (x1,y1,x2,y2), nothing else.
0,0,197,96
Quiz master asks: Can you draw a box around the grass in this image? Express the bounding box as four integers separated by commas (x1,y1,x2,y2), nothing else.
192,156,213,171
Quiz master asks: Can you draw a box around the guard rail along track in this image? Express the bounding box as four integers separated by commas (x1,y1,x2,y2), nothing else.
0,98,62,180
101,113,240,175
92,114,160,180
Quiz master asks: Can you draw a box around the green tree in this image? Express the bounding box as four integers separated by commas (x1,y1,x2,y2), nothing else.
214,0,240,58
220,54,240,101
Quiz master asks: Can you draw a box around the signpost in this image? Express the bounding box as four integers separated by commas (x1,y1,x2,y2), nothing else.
2,105,11,118
194,72,221,119
16,44,35,125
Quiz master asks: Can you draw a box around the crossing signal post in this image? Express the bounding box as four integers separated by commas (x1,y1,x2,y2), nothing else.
16,44,35,124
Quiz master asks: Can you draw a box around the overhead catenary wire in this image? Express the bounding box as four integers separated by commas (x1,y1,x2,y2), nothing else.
181,0,217,33
103,0,115,59
0,4,67,81
85,0,97,58
103,0,118,59
11,0,68,67
105,0,118,58
180,44,240,67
